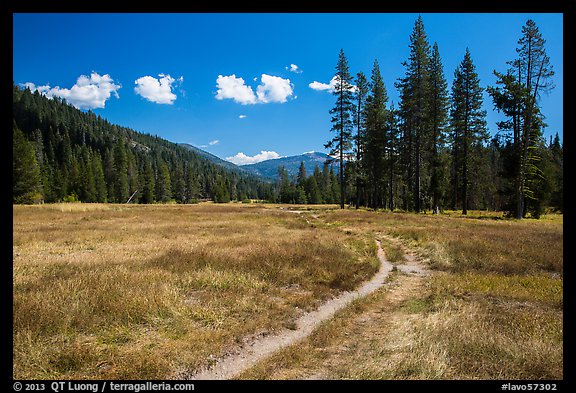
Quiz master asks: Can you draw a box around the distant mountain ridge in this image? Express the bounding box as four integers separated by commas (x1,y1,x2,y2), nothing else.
178,145,335,182
241,151,336,180
178,143,247,174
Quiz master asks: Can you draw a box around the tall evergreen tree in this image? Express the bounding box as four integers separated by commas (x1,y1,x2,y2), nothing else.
184,162,200,203
140,157,155,204
104,147,115,202
173,161,186,203
13,125,43,204
548,133,563,212
80,147,97,202
397,16,432,212
515,20,555,219
353,72,369,209
297,161,307,189
213,175,231,203
113,139,129,203
325,49,355,209
363,60,389,209
450,48,488,215
427,42,450,213
126,148,140,203
387,103,401,210
488,20,554,218
155,158,172,203
92,154,107,202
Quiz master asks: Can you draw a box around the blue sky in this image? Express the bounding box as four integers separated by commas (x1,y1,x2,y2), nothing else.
13,13,563,165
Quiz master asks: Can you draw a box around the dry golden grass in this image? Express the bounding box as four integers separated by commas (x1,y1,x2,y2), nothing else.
237,208,563,380
240,267,562,381
317,209,563,274
13,203,378,379
13,204,562,380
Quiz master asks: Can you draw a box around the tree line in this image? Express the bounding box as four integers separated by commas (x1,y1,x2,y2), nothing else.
13,85,275,205
12,17,562,217
325,16,562,218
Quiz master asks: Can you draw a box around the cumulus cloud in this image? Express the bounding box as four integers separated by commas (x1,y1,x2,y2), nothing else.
286,63,303,73
134,74,182,104
215,74,257,104
309,75,357,93
22,72,121,109
256,74,294,104
215,74,293,105
226,150,282,165
239,114,247,119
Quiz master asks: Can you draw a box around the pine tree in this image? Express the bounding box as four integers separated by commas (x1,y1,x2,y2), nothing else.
488,19,554,219
80,147,97,202
515,20,555,219
428,42,450,214
92,154,107,202
13,125,43,204
174,161,186,203
68,153,81,200
104,147,115,202
113,139,129,203
185,163,200,203
329,164,340,205
325,49,355,209
397,16,432,212
320,163,332,204
141,157,155,204
363,60,389,209
127,148,139,203
450,48,488,215
353,72,369,209
387,103,401,210
297,161,307,189
278,166,292,204
307,175,323,204
155,158,172,203
548,133,563,212
213,175,230,203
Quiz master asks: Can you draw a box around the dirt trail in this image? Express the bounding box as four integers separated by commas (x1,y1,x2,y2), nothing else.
182,234,430,380
183,239,393,380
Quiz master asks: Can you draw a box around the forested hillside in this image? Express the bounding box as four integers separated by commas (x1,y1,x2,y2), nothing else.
12,85,274,204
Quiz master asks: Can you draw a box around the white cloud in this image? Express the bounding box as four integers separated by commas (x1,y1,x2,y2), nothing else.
286,63,303,73
309,75,357,93
239,114,247,119
209,139,219,146
256,74,294,104
134,74,182,104
309,76,338,92
22,72,121,109
215,74,257,104
215,74,293,105
226,150,282,165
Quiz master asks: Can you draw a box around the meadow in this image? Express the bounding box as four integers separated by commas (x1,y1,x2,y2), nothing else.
12,203,377,379
239,208,563,379
13,203,563,379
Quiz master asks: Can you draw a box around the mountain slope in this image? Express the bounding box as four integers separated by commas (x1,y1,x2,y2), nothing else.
178,143,249,175
241,152,336,180
12,84,273,203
